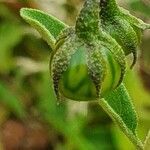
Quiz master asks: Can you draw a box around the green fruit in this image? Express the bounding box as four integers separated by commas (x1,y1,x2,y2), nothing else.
50,28,123,101
50,0,126,101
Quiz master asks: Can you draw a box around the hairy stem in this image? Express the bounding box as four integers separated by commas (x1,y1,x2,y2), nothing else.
75,0,100,40
100,0,118,10
100,0,119,18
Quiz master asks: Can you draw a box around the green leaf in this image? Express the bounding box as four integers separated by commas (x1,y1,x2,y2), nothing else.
99,84,144,150
20,8,68,49
0,81,26,119
120,7,150,30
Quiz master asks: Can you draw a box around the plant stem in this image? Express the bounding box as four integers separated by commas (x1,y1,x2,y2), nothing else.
100,0,118,10
100,0,119,18
75,0,100,40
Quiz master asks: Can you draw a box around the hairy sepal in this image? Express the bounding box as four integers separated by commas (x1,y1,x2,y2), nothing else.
20,8,68,49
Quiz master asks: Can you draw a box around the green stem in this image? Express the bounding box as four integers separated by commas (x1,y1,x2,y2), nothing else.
75,0,100,40
100,0,119,18
100,0,118,10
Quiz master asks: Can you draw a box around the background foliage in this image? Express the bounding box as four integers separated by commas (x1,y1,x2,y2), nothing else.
0,0,149,149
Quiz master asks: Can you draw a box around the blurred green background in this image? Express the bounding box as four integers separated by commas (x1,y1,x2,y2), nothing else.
0,0,149,149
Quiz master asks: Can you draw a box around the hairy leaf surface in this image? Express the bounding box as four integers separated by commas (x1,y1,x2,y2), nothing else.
20,8,68,49
99,84,143,149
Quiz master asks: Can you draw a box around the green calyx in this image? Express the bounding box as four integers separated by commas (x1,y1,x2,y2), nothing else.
50,28,122,101
99,0,150,68
20,1,150,102
75,0,100,41
50,0,126,101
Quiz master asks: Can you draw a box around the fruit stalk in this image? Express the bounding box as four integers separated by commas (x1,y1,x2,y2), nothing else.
100,0,119,13
76,0,100,40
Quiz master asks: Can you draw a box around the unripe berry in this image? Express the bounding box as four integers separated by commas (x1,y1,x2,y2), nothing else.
50,0,126,101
